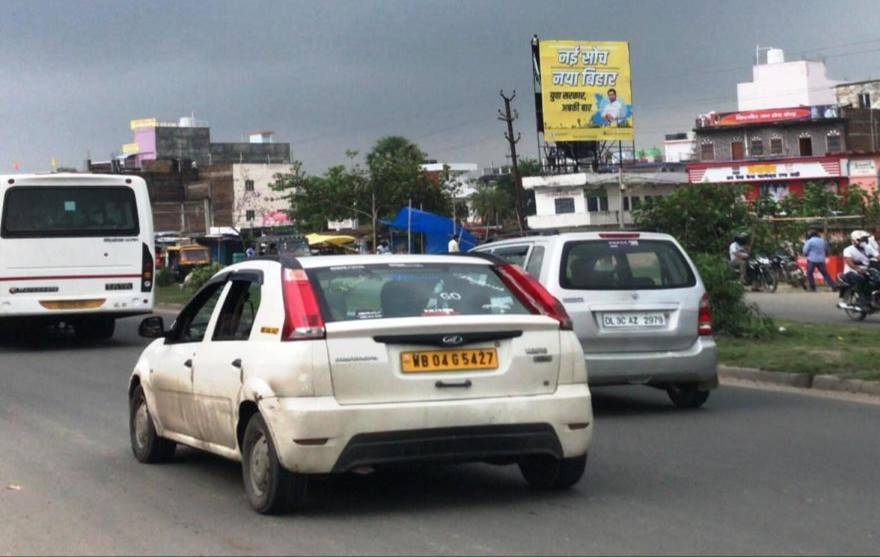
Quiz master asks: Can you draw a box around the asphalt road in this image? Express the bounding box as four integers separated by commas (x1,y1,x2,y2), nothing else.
2,316,879,555
746,288,880,326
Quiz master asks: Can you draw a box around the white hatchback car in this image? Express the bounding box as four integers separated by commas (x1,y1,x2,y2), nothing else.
129,254,593,513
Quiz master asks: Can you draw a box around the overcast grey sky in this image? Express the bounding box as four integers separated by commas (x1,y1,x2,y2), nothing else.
1,0,879,174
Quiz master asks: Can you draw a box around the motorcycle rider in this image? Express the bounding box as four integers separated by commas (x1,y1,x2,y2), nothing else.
839,230,873,310
729,232,750,283
802,229,835,292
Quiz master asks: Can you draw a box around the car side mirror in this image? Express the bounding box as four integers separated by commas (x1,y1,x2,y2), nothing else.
139,316,167,339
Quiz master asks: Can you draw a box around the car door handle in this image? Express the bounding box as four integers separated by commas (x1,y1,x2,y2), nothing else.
184,359,193,368
435,379,472,389
231,359,242,368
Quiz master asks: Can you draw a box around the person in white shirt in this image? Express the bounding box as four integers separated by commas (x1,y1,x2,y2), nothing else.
729,233,749,282
601,88,624,126
866,226,880,261
841,230,872,308
447,235,460,253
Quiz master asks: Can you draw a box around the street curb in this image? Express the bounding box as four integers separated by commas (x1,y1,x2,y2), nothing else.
719,366,813,388
155,304,183,313
719,366,880,398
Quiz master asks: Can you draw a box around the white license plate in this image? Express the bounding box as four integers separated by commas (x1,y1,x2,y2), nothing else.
601,312,667,328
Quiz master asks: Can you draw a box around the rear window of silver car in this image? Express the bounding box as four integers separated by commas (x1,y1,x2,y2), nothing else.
560,239,696,290
309,263,531,322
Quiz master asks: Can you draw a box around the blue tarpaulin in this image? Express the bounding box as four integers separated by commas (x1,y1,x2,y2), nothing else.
382,207,477,254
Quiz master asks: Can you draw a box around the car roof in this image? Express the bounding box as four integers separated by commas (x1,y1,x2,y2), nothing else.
297,254,492,269
0,173,145,187
476,231,677,249
219,254,492,276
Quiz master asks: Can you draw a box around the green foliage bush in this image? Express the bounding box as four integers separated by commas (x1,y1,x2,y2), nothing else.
691,254,775,339
185,263,222,292
156,267,175,288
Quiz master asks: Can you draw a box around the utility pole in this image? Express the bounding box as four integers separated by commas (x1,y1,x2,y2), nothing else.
499,90,526,233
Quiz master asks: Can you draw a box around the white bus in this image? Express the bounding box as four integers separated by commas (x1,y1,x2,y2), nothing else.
0,173,155,339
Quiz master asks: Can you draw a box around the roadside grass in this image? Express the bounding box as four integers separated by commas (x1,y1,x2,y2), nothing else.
717,320,880,381
155,283,193,307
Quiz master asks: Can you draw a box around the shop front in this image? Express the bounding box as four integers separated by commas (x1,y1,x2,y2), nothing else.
687,156,847,201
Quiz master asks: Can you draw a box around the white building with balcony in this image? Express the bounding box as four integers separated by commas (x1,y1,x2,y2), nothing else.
523,172,688,230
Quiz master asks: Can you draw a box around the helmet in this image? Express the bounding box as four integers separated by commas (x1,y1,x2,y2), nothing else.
851,230,870,243
734,232,749,244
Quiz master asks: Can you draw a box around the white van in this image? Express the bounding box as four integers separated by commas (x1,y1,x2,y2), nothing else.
0,173,155,339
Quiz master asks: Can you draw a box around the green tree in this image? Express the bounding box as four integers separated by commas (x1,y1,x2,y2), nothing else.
470,183,514,238
634,183,751,255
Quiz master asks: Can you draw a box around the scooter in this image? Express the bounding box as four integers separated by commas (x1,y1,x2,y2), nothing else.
836,267,880,321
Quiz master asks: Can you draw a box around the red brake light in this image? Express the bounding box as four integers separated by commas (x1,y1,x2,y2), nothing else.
281,267,325,341
698,293,712,336
598,232,641,239
496,264,573,330
141,243,154,292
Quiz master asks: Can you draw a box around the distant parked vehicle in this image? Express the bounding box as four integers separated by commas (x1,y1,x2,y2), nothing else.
770,253,807,290
745,256,778,292
475,231,717,408
0,173,155,339
166,244,211,281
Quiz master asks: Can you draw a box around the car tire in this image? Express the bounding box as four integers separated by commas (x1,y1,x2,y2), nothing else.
667,383,711,409
241,413,308,515
129,385,176,463
75,318,115,340
519,453,587,489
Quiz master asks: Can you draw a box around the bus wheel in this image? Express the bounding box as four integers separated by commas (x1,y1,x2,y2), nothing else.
76,318,116,340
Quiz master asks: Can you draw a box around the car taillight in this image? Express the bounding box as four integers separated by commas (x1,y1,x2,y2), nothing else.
698,293,712,336
141,243,153,292
496,263,573,330
281,267,325,341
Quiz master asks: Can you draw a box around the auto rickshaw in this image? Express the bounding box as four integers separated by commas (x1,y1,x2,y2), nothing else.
166,244,212,281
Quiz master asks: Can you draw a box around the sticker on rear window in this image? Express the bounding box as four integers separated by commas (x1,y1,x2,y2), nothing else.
608,240,639,248
64,201,76,212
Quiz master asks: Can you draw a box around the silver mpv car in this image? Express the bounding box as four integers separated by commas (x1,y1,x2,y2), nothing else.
475,231,718,408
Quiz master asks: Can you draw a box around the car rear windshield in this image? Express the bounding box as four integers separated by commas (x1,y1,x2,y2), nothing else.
560,239,696,290
308,263,531,322
1,186,139,238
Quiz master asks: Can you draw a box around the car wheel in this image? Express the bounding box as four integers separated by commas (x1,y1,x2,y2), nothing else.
241,413,308,514
75,318,115,340
129,385,176,463
667,383,711,409
519,453,587,489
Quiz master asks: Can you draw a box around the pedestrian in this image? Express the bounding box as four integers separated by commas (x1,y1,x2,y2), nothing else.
245,245,256,258
448,234,460,253
802,229,834,291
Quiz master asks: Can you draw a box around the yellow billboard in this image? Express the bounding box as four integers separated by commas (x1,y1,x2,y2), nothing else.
539,40,633,142
122,143,140,155
130,118,157,130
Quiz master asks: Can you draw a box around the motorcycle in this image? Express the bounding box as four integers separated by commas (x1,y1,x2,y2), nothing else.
770,253,808,290
746,256,778,292
836,267,880,321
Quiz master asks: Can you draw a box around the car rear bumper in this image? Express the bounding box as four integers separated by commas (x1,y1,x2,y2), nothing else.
258,384,593,474
0,292,154,317
585,337,718,387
